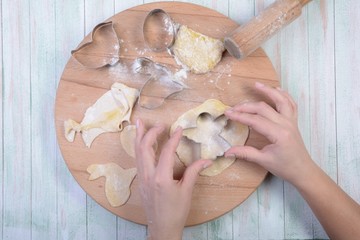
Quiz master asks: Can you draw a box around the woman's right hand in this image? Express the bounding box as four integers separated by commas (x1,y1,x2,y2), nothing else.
224,82,313,185
226,82,360,240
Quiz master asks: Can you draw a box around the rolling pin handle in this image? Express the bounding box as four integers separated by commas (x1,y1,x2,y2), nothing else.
225,0,312,59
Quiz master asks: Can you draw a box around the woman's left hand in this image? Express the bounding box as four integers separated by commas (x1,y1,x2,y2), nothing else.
135,119,212,240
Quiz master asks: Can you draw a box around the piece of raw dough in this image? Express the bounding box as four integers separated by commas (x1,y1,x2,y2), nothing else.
170,99,249,176
120,124,158,158
120,125,137,158
172,25,225,74
64,82,139,147
87,162,137,207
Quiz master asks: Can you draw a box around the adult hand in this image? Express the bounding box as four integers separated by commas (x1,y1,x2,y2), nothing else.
224,82,312,185
135,119,212,240
224,82,360,240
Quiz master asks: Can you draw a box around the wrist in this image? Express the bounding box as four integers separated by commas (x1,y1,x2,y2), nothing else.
289,157,321,190
147,225,183,240
147,233,182,240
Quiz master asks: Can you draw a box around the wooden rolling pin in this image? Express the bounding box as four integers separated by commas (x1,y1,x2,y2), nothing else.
224,0,312,59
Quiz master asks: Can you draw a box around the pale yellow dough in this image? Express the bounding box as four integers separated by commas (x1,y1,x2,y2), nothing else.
170,99,249,176
120,124,158,158
64,82,139,147
87,163,137,207
172,25,225,74
120,125,137,158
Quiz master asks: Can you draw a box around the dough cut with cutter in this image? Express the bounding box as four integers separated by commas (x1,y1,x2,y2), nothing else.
170,99,249,176
64,82,139,147
87,163,137,207
172,25,225,74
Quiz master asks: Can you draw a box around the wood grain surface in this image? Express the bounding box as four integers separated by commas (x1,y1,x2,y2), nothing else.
2,0,360,239
55,2,279,226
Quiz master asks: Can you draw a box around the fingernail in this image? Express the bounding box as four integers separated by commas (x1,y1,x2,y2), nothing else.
255,82,265,88
276,87,284,91
225,109,233,114
156,125,165,132
154,122,164,130
171,126,182,136
203,161,212,169
136,119,140,128
225,153,236,159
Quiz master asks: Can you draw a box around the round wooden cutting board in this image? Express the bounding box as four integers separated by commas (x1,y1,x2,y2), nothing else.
55,2,279,226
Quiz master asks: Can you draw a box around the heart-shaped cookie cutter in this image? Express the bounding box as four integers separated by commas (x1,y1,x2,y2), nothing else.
72,21,120,68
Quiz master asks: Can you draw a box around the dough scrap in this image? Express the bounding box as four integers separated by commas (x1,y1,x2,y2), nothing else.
172,25,225,74
87,163,137,207
170,99,249,176
120,124,158,158
64,82,139,147
120,125,137,158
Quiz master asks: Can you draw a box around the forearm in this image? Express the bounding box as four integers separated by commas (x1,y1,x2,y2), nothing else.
147,226,182,240
147,234,182,240
217,83,360,239
292,160,360,240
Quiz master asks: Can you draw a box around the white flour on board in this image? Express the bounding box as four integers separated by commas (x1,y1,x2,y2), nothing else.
207,62,234,91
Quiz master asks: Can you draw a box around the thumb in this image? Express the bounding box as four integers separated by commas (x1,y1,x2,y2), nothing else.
225,146,265,164
181,159,212,192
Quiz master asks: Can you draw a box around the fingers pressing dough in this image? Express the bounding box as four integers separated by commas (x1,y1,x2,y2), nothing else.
171,99,249,176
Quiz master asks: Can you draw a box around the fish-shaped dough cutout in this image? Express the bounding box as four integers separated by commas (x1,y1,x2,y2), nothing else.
87,163,137,207
64,82,139,147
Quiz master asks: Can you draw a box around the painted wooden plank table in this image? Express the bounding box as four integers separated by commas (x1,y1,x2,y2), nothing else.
1,0,359,239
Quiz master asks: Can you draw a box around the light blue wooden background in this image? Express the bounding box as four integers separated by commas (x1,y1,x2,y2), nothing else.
1,0,359,239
